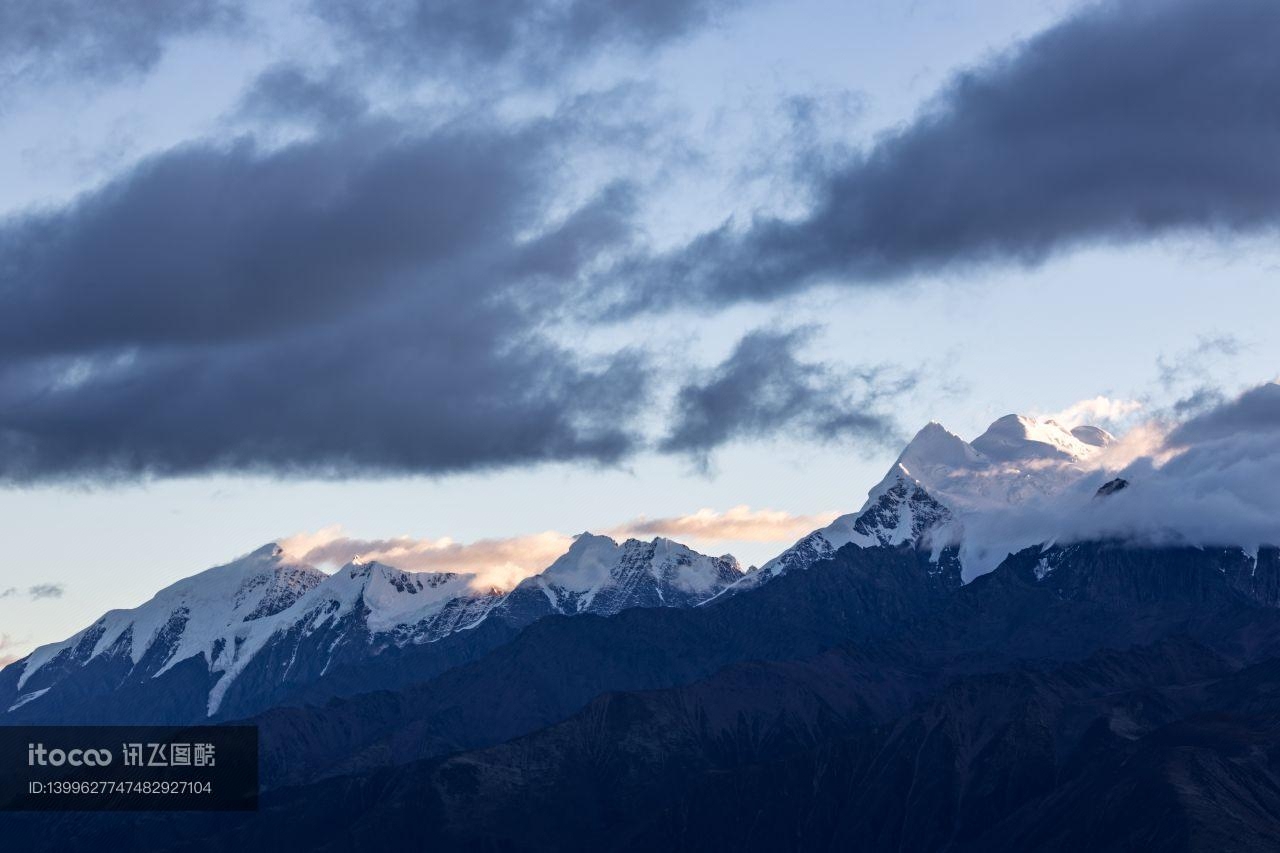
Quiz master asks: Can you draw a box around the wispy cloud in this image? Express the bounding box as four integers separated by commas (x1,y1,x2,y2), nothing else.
1157,335,1244,391
0,584,65,601
1044,396,1144,430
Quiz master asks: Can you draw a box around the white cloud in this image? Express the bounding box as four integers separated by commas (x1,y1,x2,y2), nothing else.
1044,395,1143,429
960,381,1280,574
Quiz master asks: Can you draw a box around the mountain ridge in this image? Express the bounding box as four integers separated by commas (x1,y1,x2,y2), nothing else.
0,531,746,722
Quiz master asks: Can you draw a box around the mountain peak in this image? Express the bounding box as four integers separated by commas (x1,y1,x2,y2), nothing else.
1095,477,1129,498
971,413,1099,463
568,531,616,549
509,531,740,618
249,542,285,559
747,410,1120,592
896,421,983,480
15,547,325,693
543,533,620,588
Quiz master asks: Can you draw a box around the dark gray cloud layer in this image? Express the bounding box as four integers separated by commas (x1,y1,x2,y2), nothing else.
0,112,650,482
605,0,1280,312
0,0,745,96
0,0,241,88
1168,381,1280,447
237,64,370,127
12,0,1277,482
661,328,911,461
315,0,742,79
0,0,841,484
0,123,560,355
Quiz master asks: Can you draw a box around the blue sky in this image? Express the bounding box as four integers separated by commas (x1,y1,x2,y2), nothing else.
2,0,1278,660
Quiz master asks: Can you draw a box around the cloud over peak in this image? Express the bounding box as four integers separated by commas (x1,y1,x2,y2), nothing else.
956,381,1280,569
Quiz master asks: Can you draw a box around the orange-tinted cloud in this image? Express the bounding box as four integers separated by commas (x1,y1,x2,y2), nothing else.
279,505,834,592
279,526,573,591
607,504,838,543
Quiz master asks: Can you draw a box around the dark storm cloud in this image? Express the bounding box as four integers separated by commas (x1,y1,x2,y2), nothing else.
1167,382,1280,447
0,0,241,88
0,323,649,481
661,328,911,461
314,0,743,79
604,0,1280,312
0,110,653,482
0,120,562,355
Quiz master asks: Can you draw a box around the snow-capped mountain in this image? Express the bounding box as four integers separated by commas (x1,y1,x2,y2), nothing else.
906,415,1111,513
204,557,506,714
497,533,743,622
721,414,1116,596
7,544,323,713
0,533,741,722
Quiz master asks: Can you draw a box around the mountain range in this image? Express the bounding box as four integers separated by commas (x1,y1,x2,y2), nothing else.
4,412,1280,851
1,531,742,722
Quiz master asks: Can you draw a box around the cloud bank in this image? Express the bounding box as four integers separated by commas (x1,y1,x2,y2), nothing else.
1043,396,1144,430
280,505,832,588
0,112,652,482
604,0,1280,312
5,0,1279,484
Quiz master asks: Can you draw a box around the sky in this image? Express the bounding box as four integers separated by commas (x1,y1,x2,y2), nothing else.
2,0,1279,662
